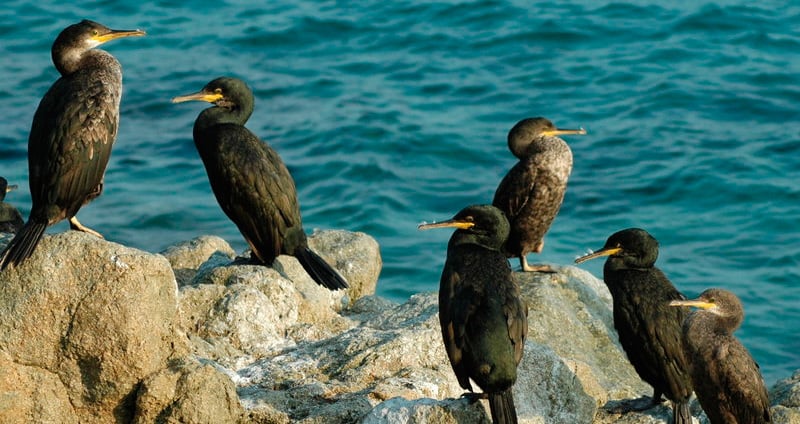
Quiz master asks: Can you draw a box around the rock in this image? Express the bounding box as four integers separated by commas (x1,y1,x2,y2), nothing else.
2,229,798,424
362,397,489,424
770,370,800,422
0,351,76,424
0,231,184,423
133,358,244,424
306,229,382,303
160,235,236,286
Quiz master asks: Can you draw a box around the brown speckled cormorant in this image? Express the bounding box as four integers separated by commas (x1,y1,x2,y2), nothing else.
492,117,585,273
0,20,144,270
575,228,692,424
0,177,24,234
172,77,348,290
419,204,527,424
670,289,772,424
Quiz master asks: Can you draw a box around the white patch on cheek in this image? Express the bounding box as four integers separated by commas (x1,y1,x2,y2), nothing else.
85,38,101,48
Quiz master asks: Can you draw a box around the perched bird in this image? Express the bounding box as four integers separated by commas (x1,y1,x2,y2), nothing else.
670,289,772,424
419,204,527,424
575,228,692,424
0,20,145,270
172,77,348,290
0,177,24,233
492,117,585,272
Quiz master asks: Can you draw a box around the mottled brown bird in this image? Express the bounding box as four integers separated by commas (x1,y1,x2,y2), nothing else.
492,117,585,272
419,204,527,424
172,77,347,290
670,289,772,424
0,20,145,270
575,228,692,424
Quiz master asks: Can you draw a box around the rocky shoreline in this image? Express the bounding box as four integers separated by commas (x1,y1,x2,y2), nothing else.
0,230,797,423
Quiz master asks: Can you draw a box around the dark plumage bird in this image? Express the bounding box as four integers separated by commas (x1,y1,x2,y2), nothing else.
670,289,772,424
0,20,144,270
0,177,24,234
575,228,692,424
172,77,347,290
492,117,585,272
419,205,527,424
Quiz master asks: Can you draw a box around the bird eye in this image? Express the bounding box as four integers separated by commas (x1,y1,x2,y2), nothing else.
214,88,222,94
92,30,99,36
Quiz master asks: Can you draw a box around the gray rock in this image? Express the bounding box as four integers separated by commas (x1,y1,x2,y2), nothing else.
2,229,797,424
0,232,184,423
160,235,236,286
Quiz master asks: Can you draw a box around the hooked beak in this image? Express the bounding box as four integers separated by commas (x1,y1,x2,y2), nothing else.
542,127,587,137
171,91,224,104
574,246,622,264
93,28,146,44
418,219,475,231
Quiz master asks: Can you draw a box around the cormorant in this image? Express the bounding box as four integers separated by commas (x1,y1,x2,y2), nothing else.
670,289,772,424
575,228,692,424
492,117,585,272
0,177,24,233
419,204,527,424
0,20,145,270
172,77,348,290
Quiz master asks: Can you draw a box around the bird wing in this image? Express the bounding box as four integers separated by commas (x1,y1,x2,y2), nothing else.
206,125,301,262
492,160,536,221
715,341,772,422
28,75,119,217
439,263,482,391
504,274,528,365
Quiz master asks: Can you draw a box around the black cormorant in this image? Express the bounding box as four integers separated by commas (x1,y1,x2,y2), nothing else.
419,204,527,424
0,177,24,234
492,117,585,272
0,20,145,270
575,228,692,424
670,289,772,424
172,77,348,290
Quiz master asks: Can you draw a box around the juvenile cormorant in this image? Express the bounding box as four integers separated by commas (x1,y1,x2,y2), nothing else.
575,228,692,424
0,20,145,270
670,289,772,424
492,117,585,272
172,77,348,290
419,204,527,424
0,178,24,234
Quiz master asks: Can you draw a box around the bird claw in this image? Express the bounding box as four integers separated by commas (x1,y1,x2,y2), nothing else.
460,392,488,403
604,395,663,414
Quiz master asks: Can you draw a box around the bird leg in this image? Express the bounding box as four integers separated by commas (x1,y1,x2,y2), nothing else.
69,217,104,239
520,255,557,273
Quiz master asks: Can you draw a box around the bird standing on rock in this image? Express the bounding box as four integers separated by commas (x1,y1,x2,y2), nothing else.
419,204,527,424
172,77,348,290
0,177,24,234
492,117,585,272
575,228,693,424
670,288,772,424
0,20,145,270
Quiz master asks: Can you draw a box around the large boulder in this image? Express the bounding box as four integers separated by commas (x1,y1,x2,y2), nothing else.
0,232,183,423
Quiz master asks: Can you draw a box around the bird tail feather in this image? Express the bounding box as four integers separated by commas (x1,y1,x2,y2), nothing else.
488,389,518,424
0,220,47,270
673,400,692,424
294,247,348,290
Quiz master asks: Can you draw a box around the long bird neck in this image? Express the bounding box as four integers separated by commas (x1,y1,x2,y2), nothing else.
195,100,254,132
510,136,568,160
53,47,119,76
447,230,505,253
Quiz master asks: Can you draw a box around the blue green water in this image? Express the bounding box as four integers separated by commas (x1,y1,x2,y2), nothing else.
1,1,798,385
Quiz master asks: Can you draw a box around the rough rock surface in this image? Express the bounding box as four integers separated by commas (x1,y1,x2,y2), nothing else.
0,229,797,424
